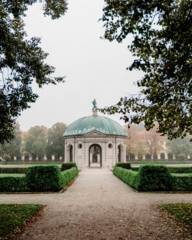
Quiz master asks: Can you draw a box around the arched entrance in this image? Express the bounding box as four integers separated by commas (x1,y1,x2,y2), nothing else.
118,144,123,162
68,145,73,162
89,144,102,168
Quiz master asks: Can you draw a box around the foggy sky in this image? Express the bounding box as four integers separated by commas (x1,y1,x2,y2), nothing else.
18,0,142,130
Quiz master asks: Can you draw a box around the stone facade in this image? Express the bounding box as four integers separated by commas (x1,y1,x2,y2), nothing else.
64,132,126,169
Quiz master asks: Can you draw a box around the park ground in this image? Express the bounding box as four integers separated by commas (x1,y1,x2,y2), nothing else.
0,169,192,240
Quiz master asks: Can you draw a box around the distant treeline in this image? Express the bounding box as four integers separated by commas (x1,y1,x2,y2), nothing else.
124,124,192,161
0,122,66,161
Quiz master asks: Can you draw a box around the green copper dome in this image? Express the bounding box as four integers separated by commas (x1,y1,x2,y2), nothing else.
64,115,127,137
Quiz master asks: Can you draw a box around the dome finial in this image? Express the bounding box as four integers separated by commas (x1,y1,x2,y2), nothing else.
92,99,98,116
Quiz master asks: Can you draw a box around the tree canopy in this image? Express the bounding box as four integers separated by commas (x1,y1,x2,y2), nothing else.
0,0,67,143
0,122,21,161
167,136,192,160
0,122,66,161
46,122,66,159
101,0,192,139
24,125,48,159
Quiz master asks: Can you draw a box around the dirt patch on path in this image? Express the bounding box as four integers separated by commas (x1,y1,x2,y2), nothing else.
0,169,192,240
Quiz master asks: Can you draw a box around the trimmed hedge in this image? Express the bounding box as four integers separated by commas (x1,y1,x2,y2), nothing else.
168,167,192,174
0,165,79,192
60,167,79,188
26,165,62,192
0,167,27,174
172,174,192,191
113,165,192,191
113,167,139,189
137,165,172,191
115,163,131,169
61,163,77,171
131,166,192,173
0,176,28,192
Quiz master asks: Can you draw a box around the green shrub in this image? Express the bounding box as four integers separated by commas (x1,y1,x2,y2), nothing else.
131,166,192,173
59,167,79,188
115,163,131,169
61,162,77,171
137,165,172,191
0,176,28,192
114,165,192,192
171,174,192,191
0,165,79,192
168,167,192,174
0,167,27,174
113,167,139,190
26,165,61,192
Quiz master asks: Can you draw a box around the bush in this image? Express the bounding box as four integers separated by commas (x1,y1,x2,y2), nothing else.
0,176,28,192
113,167,139,190
113,165,173,191
168,167,192,174
26,165,61,192
61,163,77,171
137,165,172,191
171,174,192,191
114,165,192,192
115,163,131,169
131,166,192,173
0,165,79,192
0,167,27,174
59,167,79,188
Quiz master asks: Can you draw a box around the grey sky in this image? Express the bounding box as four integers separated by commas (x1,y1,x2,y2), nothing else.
18,0,142,130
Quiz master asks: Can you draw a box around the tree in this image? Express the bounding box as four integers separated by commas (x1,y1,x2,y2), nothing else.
125,124,166,159
144,126,166,157
167,136,192,160
125,124,147,158
24,126,48,159
0,0,67,143
101,0,192,139
46,122,66,160
0,122,22,160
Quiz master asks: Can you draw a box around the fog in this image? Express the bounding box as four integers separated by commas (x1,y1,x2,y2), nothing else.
18,0,142,130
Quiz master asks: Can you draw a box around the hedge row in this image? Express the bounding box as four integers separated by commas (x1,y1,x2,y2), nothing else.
0,165,78,192
60,167,79,187
0,176,28,192
113,167,138,189
26,165,62,192
0,167,27,174
167,167,192,174
131,166,192,174
115,163,131,169
0,163,77,174
172,174,192,191
61,163,77,171
113,165,192,191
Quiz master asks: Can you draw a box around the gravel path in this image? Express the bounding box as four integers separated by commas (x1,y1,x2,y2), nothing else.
0,169,192,240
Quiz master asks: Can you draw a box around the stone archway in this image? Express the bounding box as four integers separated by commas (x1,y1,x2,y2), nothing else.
118,144,124,162
68,145,73,162
89,144,102,168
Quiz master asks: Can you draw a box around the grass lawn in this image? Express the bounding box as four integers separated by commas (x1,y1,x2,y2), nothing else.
171,173,192,177
0,174,25,177
160,203,192,227
0,204,42,239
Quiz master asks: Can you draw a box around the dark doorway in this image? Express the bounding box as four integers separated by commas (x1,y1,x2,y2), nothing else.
69,145,73,162
118,145,123,162
89,144,102,168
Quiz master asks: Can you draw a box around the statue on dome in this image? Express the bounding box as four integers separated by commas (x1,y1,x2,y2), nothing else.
92,99,98,116
92,99,97,111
